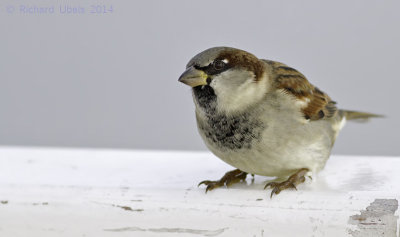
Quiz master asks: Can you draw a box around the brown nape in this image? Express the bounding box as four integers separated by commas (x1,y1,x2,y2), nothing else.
217,50,265,81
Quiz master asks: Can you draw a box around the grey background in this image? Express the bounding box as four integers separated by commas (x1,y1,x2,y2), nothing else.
0,0,399,156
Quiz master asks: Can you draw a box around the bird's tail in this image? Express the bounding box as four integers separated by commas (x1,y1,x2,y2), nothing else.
339,110,383,122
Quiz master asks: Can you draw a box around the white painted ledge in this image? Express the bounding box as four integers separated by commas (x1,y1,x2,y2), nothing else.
0,146,399,237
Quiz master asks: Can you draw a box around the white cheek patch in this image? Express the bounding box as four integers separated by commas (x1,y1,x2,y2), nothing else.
212,71,270,114
222,59,229,64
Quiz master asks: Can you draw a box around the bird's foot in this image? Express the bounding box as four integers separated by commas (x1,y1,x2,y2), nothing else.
198,169,248,193
264,168,309,198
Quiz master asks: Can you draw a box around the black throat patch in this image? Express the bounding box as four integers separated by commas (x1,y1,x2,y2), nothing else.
193,85,217,113
193,86,264,150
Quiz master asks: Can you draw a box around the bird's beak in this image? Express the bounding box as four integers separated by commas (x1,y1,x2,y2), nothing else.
178,66,208,87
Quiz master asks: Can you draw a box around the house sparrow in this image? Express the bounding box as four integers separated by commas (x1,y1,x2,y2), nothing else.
178,47,380,197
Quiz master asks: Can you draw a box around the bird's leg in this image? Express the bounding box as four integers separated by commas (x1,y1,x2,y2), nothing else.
198,169,248,193
264,168,309,198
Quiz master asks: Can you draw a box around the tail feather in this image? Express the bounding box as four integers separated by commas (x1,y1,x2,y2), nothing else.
339,110,384,122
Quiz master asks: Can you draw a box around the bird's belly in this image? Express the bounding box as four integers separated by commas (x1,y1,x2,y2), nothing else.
199,118,333,177
210,140,329,177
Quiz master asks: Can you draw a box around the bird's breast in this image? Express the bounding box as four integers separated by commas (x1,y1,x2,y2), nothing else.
196,111,264,151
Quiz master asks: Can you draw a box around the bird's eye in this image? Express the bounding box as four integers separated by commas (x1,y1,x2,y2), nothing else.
213,60,226,70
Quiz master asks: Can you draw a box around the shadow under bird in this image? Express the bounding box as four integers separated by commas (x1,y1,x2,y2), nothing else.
178,47,381,197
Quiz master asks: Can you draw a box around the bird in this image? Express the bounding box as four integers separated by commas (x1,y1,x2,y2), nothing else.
178,47,381,197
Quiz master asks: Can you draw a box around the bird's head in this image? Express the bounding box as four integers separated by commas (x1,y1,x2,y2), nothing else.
179,47,270,114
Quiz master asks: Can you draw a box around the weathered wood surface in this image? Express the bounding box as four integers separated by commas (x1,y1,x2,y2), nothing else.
0,147,399,236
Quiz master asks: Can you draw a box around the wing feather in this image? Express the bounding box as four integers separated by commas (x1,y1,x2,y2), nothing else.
263,60,337,121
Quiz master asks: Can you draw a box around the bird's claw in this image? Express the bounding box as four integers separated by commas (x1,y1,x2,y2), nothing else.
265,181,298,198
264,168,309,198
198,180,224,193
198,180,210,187
198,169,248,193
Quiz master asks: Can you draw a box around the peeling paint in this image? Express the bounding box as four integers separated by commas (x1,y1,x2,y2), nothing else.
92,201,144,212
103,227,228,236
348,199,398,237
112,204,143,212
32,202,49,206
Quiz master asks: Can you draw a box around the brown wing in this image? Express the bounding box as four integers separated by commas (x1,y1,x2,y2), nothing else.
263,60,337,121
